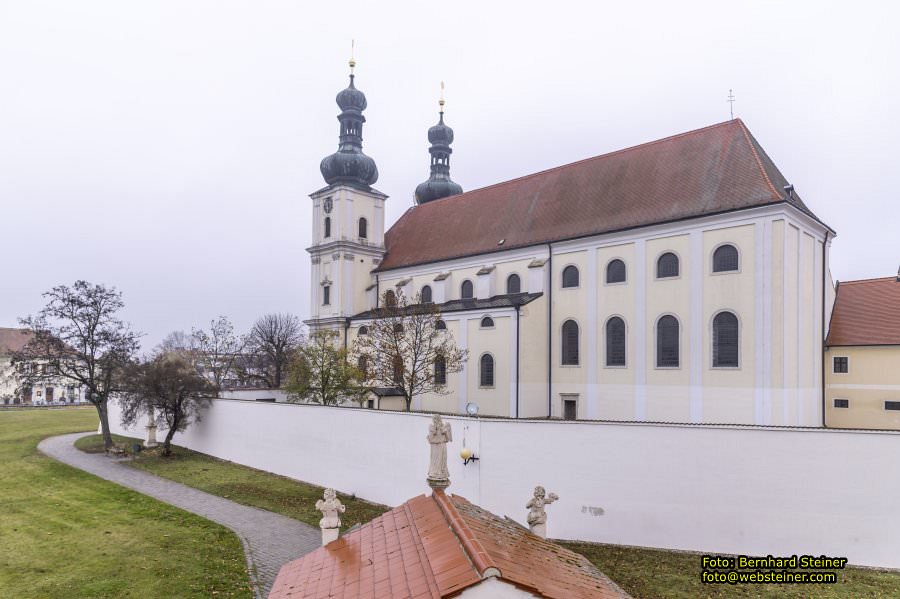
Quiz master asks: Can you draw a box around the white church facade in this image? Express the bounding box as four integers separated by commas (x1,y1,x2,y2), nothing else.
306,61,835,427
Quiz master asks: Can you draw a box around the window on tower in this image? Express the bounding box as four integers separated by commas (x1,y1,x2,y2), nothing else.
324,217,331,238
323,285,331,306
359,217,368,239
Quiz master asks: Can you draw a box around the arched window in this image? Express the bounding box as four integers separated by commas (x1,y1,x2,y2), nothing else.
358,325,368,336
480,354,495,387
392,355,403,384
384,290,397,307
561,320,579,365
461,280,474,299
562,265,579,288
656,252,678,278
324,217,331,238
606,259,626,284
434,355,447,385
357,356,368,379
656,315,680,367
506,273,521,294
713,311,739,367
435,319,447,330
421,285,433,304
713,244,739,272
358,217,368,239
606,317,626,366
480,316,494,328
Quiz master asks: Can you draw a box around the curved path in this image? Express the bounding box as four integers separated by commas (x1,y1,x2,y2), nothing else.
39,432,320,598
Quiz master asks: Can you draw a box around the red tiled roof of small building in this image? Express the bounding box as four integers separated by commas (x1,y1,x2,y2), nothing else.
827,277,900,346
377,119,827,271
268,490,629,599
0,327,32,354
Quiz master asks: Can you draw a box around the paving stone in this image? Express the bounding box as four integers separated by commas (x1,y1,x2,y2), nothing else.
39,433,320,598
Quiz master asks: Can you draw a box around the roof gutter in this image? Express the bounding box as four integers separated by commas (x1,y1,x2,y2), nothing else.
821,231,829,428
515,303,521,419
547,243,553,419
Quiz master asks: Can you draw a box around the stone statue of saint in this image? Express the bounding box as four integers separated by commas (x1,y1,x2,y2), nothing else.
526,486,559,538
316,488,346,530
426,414,452,490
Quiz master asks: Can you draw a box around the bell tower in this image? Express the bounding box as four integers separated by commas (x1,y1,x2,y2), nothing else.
306,55,387,333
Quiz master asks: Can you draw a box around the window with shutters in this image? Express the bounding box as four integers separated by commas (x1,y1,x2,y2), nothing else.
562,265,579,288
561,320,579,366
605,317,626,367
656,315,680,367
657,252,679,278
712,311,739,367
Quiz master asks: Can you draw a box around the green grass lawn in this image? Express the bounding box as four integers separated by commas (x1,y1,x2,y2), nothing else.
74,431,900,599
0,408,252,599
75,434,390,530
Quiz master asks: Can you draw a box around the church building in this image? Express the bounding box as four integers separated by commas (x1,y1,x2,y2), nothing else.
306,60,835,427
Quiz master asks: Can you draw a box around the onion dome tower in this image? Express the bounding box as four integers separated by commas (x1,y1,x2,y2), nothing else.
319,56,379,189
414,83,463,204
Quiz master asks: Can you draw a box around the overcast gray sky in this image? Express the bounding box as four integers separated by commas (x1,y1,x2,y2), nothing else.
1,0,898,348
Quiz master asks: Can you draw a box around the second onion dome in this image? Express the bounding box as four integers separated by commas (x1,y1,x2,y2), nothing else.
414,86,463,204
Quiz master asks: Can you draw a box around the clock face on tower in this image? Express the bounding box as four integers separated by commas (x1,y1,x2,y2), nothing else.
323,197,333,214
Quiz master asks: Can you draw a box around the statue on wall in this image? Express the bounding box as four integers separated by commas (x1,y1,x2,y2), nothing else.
526,485,559,538
144,408,158,448
316,488,346,545
426,414,452,490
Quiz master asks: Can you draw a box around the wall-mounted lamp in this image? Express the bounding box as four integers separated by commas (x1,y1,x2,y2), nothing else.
460,446,479,465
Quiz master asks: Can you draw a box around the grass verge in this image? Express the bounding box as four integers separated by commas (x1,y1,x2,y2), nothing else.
75,434,389,530
0,409,252,598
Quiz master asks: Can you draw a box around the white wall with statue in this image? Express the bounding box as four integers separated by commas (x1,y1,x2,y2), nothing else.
106,398,900,569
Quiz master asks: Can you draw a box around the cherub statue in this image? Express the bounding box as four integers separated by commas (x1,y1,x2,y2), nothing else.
315,488,346,530
526,486,559,537
426,414,453,489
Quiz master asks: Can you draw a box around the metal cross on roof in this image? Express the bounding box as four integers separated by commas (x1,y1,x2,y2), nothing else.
727,89,736,120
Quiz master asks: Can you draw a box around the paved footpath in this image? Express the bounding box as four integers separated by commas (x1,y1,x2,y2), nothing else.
39,432,321,598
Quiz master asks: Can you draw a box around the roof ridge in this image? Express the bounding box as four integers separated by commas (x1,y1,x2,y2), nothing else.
413,119,742,207
735,119,781,200
431,491,500,579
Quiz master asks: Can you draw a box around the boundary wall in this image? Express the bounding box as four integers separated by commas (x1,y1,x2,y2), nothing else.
107,399,900,569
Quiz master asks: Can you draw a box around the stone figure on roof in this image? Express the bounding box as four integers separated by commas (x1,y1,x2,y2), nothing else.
526,486,559,538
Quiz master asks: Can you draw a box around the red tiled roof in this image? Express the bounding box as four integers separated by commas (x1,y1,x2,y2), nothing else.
268,491,628,599
378,119,825,271
827,277,900,346
0,327,32,354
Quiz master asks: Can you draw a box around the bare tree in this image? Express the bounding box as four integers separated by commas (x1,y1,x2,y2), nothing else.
157,330,193,354
14,281,140,449
285,330,365,406
351,290,467,411
245,313,303,388
120,351,215,456
191,316,244,393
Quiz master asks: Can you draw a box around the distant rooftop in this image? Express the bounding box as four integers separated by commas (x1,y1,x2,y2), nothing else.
827,276,900,346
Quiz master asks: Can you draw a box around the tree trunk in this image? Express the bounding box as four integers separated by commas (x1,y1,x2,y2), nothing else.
97,400,113,450
405,395,411,412
162,425,177,457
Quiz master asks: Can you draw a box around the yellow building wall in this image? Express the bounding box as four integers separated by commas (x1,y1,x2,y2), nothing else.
825,346,900,430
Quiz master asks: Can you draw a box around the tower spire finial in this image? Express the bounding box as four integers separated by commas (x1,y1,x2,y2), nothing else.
439,81,445,114
349,40,356,74
727,88,735,120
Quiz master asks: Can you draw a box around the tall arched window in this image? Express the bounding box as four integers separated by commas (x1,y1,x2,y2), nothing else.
357,356,368,379
435,319,447,330
384,290,397,307
656,315,680,367
606,259,626,284
434,355,447,385
562,265,580,288
606,317,626,366
324,217,331,238
480,354,495,387
358,217,368,239
421,285,433,304
461,280,474,299
657,252,679,278
713,244,739,272
506,273,521,294
561,320,580,365
392,355,403,384
713,311,739,367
